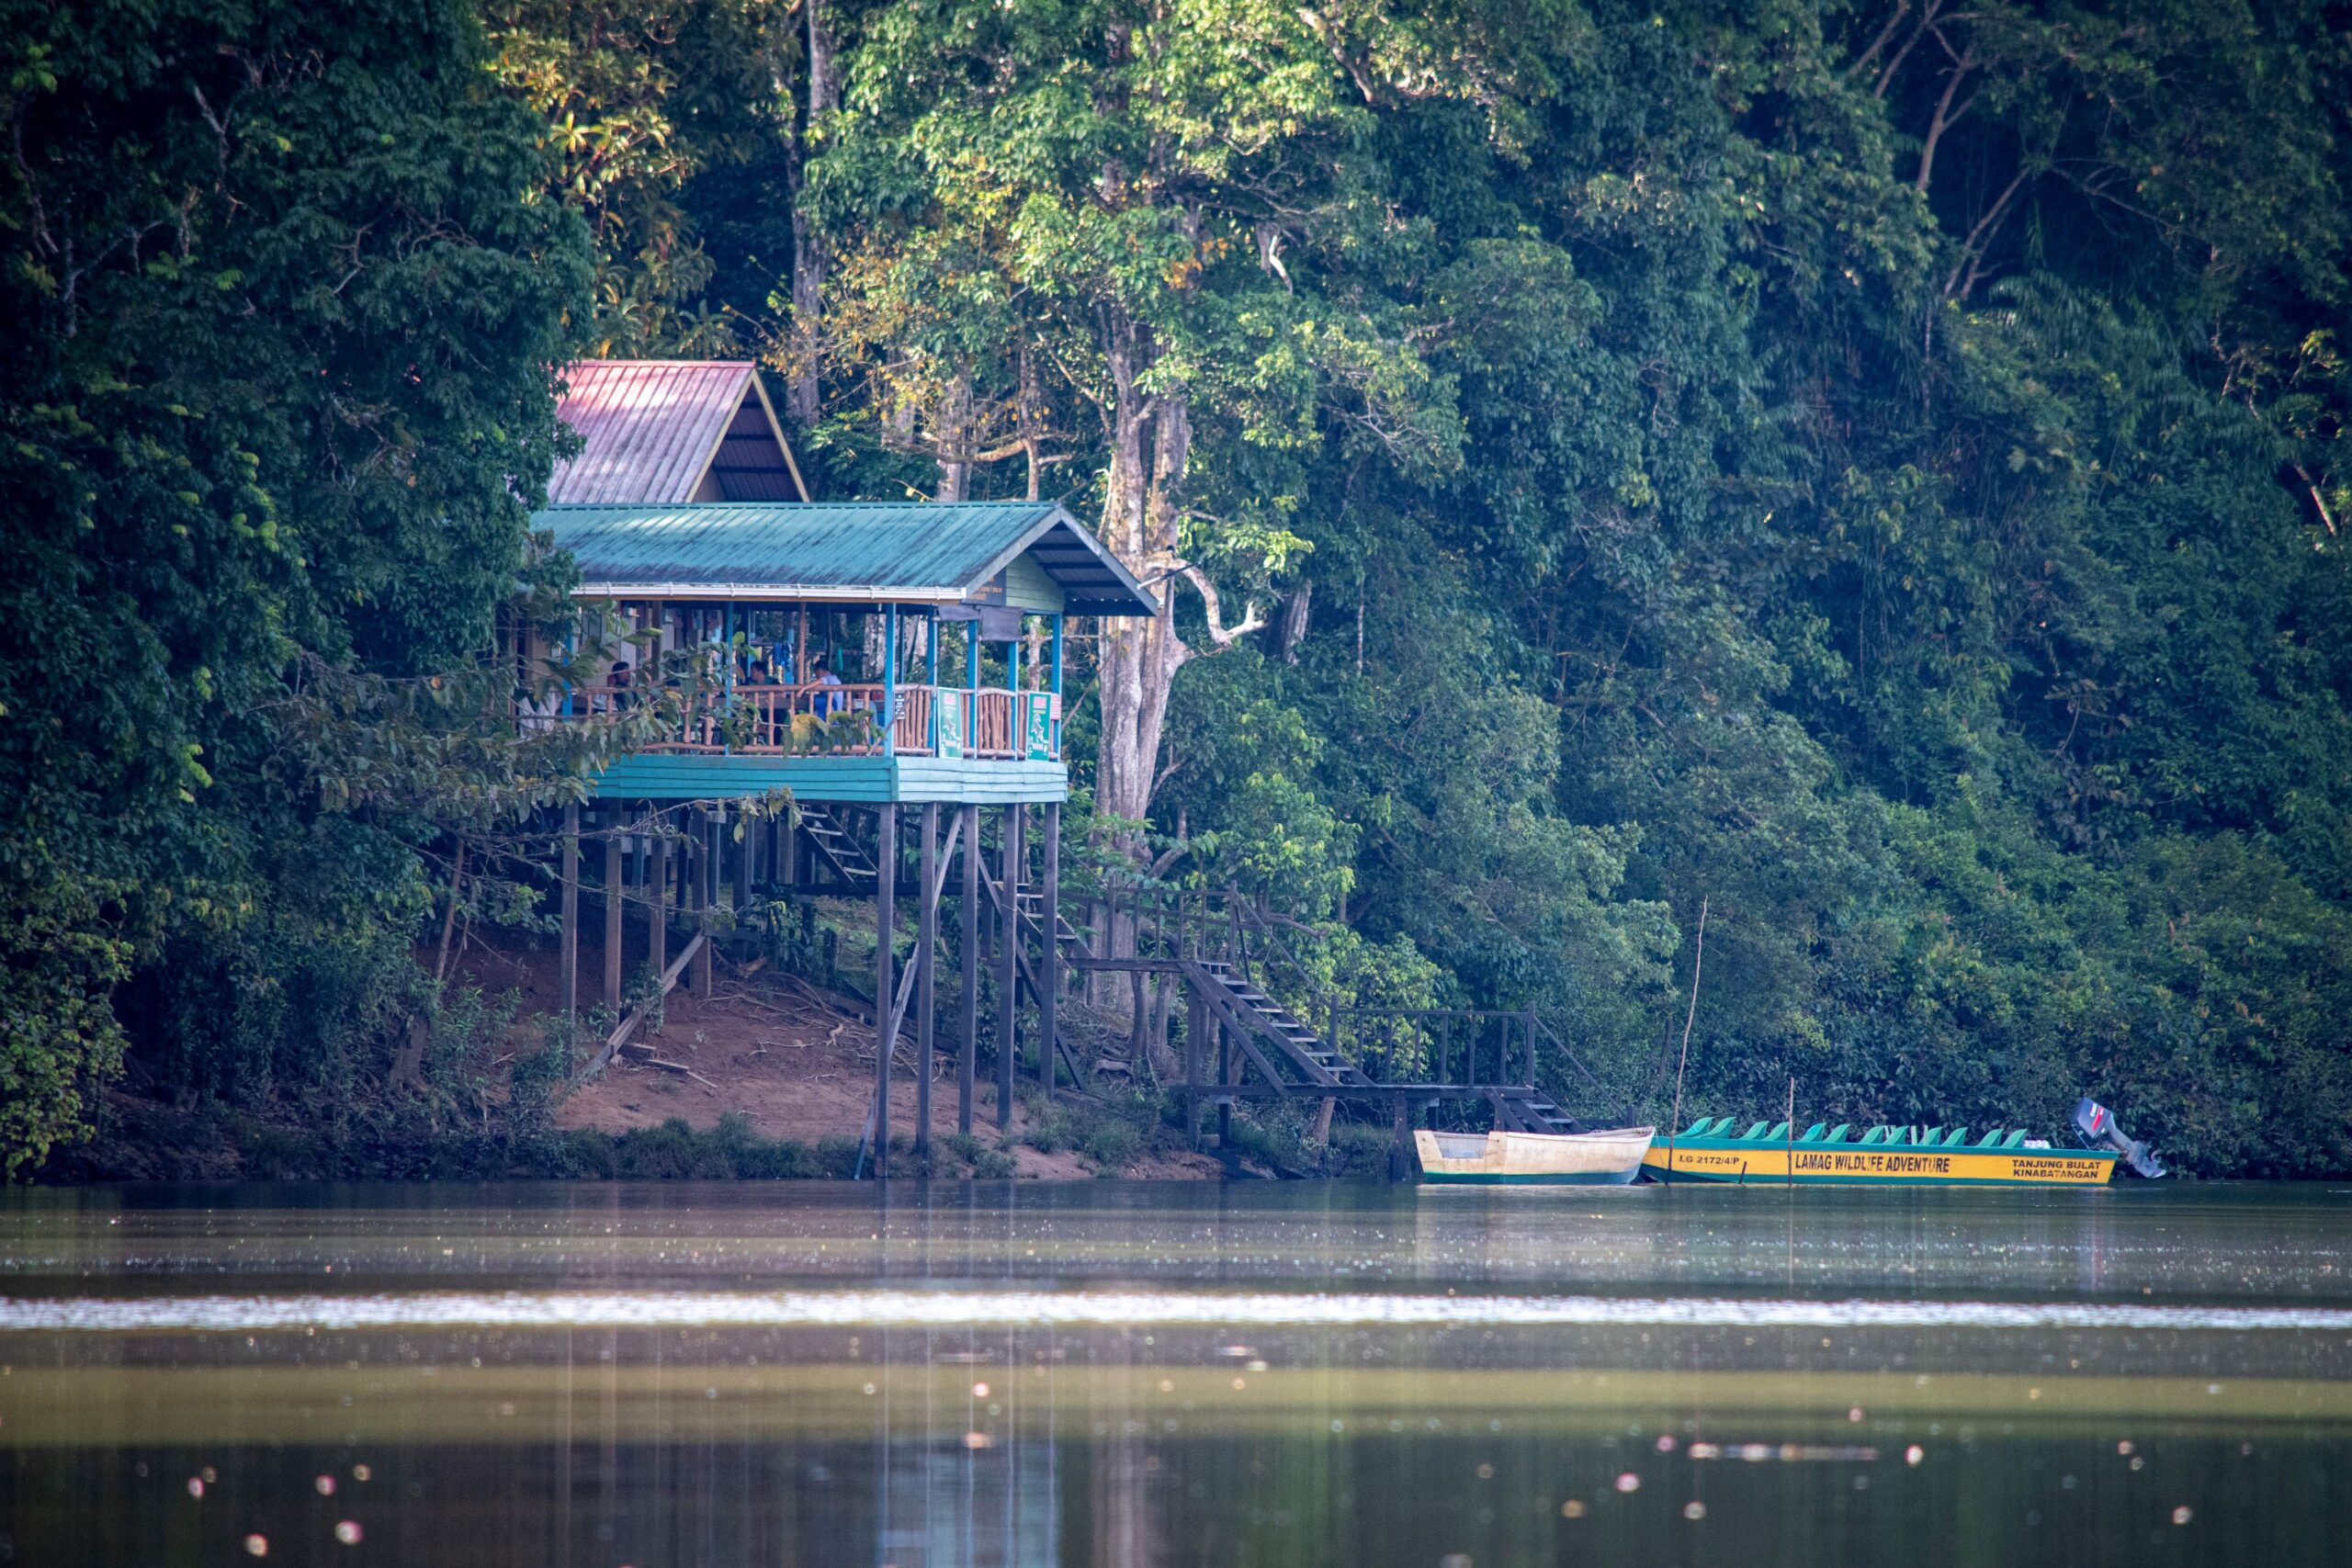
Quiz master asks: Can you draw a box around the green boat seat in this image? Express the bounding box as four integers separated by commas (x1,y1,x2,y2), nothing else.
1700,1117,1732,1136
1921,1127,1943,1144
1946,1128,1971,1146
1826,1124,1852,1142
1767,1122,1791,1140
1861,1127,1887,1144
1981,1129,2004,1147
1742,1121,1770,1140
2003,1130,2027,1148
1800,1123,1826,1142
1679,1117,1714,1137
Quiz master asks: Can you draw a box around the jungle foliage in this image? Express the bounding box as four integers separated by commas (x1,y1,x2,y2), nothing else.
5,0,2349,1177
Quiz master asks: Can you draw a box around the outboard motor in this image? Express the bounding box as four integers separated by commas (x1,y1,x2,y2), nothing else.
2074,1098,2165,1179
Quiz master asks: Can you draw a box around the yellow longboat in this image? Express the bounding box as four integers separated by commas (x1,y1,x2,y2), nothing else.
1641,1117,2120,1186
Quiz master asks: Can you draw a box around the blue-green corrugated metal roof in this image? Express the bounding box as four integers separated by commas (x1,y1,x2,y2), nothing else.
535,501,1156,616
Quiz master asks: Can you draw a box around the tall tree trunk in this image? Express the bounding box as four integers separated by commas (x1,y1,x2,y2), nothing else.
785,0,837,428
1017,339,1045,501
1093,310,1163,840
935,369,971,502
1092,310,1263,842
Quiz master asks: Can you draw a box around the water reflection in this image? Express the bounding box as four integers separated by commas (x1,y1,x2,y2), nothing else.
1,1181,2346,1566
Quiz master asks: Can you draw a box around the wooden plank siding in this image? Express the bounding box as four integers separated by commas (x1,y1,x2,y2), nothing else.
998,552,1066,613
588,753,1069,805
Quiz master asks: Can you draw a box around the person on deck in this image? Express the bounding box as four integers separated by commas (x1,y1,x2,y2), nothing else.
808,654,842,717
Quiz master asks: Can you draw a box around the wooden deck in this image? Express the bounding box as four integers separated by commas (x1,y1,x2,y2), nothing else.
537,681,1069,804
548,682,1059,761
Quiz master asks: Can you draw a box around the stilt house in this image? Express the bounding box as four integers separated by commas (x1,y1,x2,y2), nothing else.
528,362,1583,1180
529,363,1156,1172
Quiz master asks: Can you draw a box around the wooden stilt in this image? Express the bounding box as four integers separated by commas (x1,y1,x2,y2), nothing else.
559,802,580,1021
602,828,623,1014
737,802,755,913
996,804,1020,1129
646,818,668,995
873,806,898,1177
691,810,713,1000
1218,1020,1234,1146
958,803,979,1137
1391,1097,1412,1181
1040,800,1060,1092
1186,987,1206,1149
915,802,939,1159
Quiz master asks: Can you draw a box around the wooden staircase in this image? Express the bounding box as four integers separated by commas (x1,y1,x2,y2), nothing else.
1489,1085,1584,1134
797,804,879,887
1192,959,1371,1089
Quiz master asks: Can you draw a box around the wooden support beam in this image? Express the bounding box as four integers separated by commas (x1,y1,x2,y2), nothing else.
958,803,978,1137
693,810,714,1000
973,859,1091,1087
872,805,897,1177
575,931,705,1081
646,819,667,999
738,802,755,913
996,804,1020,1128
1218,1020,1233,1146
1040,800,1060,1094
559,801,579,1021
1186,987,1206,1149
1172,1082,1476,1103
1391,1097,1413,1181
915,803,938,1159
602,829,624,1014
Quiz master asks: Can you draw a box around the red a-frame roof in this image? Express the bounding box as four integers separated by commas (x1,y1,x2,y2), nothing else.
548,360,808,506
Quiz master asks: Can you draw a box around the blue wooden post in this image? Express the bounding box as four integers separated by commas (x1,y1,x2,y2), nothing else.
925,613,940,751
965,617,980,760
720,601,734,754
883,604,899,758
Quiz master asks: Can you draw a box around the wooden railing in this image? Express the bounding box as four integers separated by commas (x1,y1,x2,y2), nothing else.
545,682,1057,761
1062,880,1602,1096
968,689,1018,758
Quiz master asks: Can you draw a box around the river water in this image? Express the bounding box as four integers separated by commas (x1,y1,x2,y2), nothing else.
2,1180,2346,1565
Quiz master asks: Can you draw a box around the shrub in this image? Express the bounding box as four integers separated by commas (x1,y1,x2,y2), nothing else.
1325,1122,1395,1178
1077,1118,1141,1174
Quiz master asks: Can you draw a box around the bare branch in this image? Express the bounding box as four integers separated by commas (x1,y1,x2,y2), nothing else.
1846,2,1914,83
1174,563,1268,649
1874,5,1939,99
1915,49,1977,194
1941,163,2030,299
2294,462,2340,536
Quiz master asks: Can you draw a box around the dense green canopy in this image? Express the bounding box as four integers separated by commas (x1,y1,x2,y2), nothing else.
5,0,2347,1176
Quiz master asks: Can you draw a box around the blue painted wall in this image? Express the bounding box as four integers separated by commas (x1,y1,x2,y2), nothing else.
590,753,1069,804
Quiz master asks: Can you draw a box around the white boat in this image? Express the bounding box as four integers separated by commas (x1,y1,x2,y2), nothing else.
1415,1125,1657,1185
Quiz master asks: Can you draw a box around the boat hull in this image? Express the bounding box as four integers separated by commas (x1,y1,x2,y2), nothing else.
1416,1127,1656,1186
1643,1140,2117,1186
